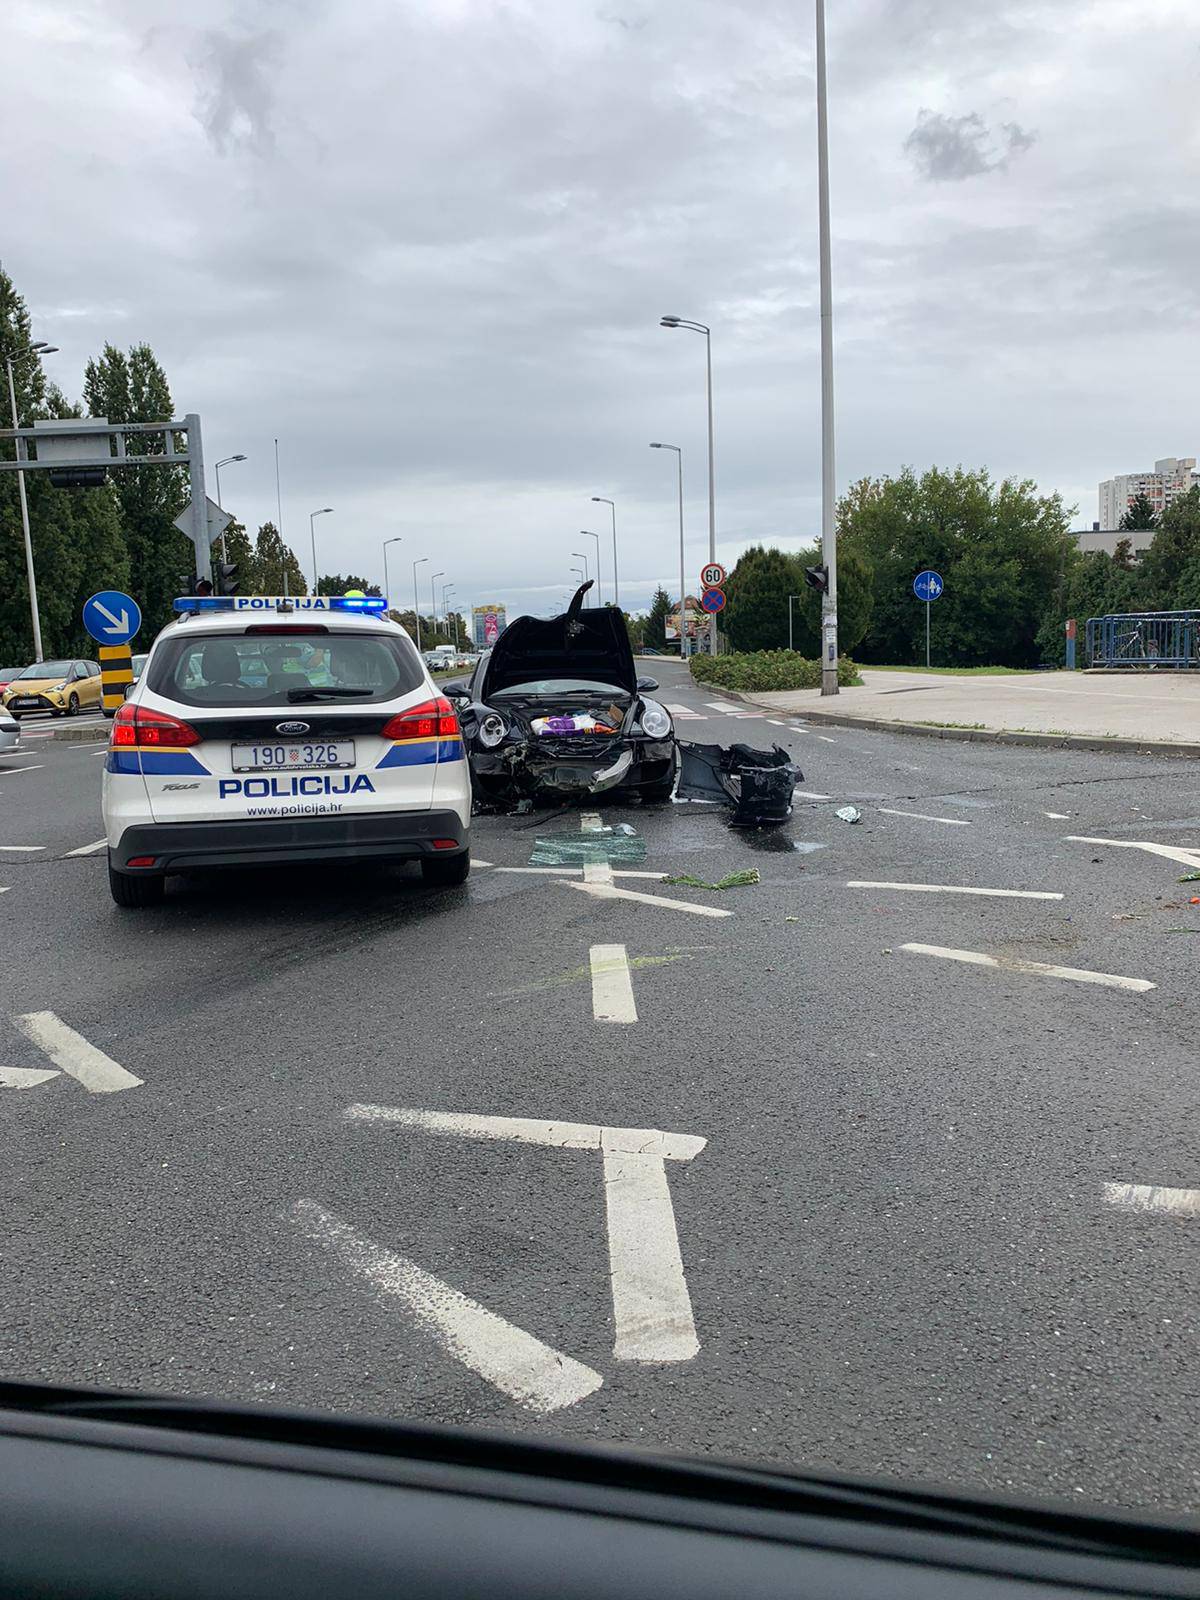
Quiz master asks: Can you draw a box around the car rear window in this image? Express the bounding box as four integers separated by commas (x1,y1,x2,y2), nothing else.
146,630,425,708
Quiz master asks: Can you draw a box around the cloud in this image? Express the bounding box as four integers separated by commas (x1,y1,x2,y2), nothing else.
191,26,282,155
903,109,1037,181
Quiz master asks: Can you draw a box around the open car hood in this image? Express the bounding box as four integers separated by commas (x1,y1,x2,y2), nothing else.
480,581,636,698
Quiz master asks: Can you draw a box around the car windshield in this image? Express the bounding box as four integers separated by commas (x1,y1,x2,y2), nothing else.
3,0,1197,1546
18,660,71,678
491,678,628,697
146,631,423,707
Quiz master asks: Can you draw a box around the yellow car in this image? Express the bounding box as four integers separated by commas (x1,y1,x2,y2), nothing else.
2,657,103,718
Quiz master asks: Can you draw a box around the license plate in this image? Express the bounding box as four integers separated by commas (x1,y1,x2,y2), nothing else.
232,739,355,772
11,698,37,707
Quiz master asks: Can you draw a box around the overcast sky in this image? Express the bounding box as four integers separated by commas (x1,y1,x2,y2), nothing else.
4,0,1197,616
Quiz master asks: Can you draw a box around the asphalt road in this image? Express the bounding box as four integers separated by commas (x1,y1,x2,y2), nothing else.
2,661,1198,1514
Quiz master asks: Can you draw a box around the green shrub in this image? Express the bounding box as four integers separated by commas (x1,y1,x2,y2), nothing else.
689,650,862,692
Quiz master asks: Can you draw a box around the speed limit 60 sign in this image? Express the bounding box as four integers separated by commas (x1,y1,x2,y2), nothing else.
700,562,726,588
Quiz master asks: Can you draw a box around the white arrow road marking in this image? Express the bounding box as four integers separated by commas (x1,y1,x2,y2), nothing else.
564,880,733,918
900,943,1155,993
0,1067,60,1089
1103,1183,1200,1218
346,1106,706,1361
92,601,131,635
64,839,108,857
848,881,1063,901
1066,835,1200,870
14,1012,143,1093
879,807,970,826
292,1200,603,1413
589,944,637,1023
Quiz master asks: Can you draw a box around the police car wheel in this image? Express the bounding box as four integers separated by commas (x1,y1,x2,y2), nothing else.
108,858,165,908
421,850,470,887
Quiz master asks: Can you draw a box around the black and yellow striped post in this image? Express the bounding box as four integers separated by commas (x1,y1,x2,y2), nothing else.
99,644,134,712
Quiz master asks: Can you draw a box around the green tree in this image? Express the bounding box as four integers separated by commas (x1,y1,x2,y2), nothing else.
316,573,382,596
253,522,308,595
1118,492,1157,532
82,341,192,633
1035,549,1141,666
1138,488,1200,610
1112,536,1136,571
838,466,1076,667
645,587,672,652
787,543,874,655
723,546,798,652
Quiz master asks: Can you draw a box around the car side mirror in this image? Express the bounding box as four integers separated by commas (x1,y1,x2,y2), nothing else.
441,679,469,699
636,676,659,692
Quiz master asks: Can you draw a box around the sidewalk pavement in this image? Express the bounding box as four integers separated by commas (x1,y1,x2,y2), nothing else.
743,669,1200,753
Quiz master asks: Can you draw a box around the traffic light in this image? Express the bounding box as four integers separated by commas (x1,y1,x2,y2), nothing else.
189,576,214,597
803,564,829,593
215,560,239,596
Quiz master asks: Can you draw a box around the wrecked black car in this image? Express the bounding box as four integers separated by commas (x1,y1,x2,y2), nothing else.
443,582,677,805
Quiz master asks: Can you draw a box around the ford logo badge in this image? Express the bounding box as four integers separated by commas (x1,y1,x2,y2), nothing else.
276,720,310,734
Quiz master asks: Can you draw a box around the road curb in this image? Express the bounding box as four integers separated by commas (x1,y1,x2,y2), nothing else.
48,724,110,743
728,691,1200,758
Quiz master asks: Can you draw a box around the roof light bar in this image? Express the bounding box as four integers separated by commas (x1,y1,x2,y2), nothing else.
173,595,388,614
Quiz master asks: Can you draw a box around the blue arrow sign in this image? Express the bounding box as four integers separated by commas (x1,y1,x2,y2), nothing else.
83,590,142,645
913,570,944,603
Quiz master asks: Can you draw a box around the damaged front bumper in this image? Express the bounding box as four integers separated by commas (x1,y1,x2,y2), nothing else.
470,735,672,804
676,741,801,826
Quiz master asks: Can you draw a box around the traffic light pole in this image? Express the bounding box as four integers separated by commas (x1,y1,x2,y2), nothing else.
815,0,839,696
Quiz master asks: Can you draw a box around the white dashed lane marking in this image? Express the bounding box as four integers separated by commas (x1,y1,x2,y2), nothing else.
880,808,971,827
292,1199,603,1414
900,943,1155,993
64,839,107,857
589,943,637,1023
564,880,732,918
1104,1183,1200,1218
0,845,44,853
849,881,1063,901
14,1011,143,1093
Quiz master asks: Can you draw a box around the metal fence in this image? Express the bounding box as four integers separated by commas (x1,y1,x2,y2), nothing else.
1086,611,1200,669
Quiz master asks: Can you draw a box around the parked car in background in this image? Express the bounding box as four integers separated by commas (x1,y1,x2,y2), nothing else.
0,666,27,695
2,658,102,717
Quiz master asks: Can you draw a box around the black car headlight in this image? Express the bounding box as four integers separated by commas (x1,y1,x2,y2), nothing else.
478,711,507,748
638,699,672,739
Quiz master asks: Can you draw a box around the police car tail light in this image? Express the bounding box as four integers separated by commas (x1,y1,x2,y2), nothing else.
380,696,460,741
111,703,201,749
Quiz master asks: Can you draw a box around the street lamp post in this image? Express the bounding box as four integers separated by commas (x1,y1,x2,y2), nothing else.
591,497,619,607
661,315,717,653
309,507,333,593
214,454,247,560
579,530,601,603
5,341,57,660
569,566,585,587
382,536,403,612
815,0,839,695
430,570,445,637
442,583,456,647
412,557,428,651
649,442,687,660
570,550,589,587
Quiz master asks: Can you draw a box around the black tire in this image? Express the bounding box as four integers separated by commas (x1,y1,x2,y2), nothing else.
421,849,470,887
67,693,80,716
108,857,165,908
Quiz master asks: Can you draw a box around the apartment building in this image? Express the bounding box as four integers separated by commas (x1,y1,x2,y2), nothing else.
1098,456,1199,529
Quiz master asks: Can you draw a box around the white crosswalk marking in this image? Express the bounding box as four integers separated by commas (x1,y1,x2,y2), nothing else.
665,703,706,720
703,701,762,719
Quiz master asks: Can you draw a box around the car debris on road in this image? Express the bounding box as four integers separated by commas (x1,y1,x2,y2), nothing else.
674,741,800,827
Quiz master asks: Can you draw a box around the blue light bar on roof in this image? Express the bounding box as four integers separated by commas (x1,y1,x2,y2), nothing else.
173,595,388,614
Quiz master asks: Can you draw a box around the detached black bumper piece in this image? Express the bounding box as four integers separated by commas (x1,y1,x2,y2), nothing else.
676,742,800,826
112,810,467,872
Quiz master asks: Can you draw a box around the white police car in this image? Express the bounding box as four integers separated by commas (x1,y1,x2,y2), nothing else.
102,595,471,907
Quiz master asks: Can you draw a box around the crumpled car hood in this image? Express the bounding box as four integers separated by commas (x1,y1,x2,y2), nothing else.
480,580,636,699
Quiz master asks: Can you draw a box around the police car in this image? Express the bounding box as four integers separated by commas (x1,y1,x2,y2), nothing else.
102,595,471,907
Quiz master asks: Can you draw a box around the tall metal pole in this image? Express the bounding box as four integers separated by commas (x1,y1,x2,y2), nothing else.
383,536,402,612
187,412,209,592
704,328,717,655
5,356,43,660
580,530,601,602
592,497,618,607
675,450,687,661
413,557,427,651
571,550,589,586
926,598,931,669
815,0,839,695
430,570,444,637
274,437,288,598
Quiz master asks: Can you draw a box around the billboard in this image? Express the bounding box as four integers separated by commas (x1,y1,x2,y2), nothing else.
472,603,507,648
